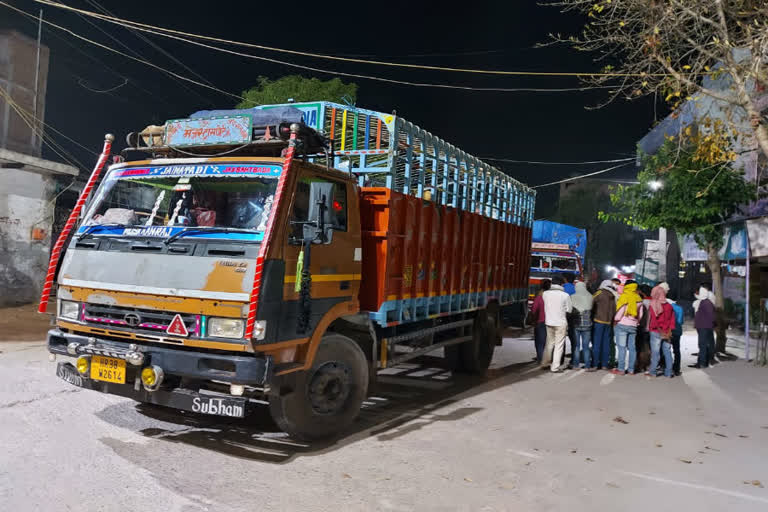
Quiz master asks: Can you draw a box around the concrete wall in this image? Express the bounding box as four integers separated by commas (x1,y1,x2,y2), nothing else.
0,167,56,306
0,30,50,156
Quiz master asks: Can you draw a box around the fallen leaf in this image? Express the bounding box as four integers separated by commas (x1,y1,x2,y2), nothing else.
571,449,578,454
698,451,706,454
714,433,727,438
464,477,473,483
705,446,720,452
649,411,656,415
613,416,629,424
525,462,532,466
586,457,595,462
533,448,540,451
705,431,712,434
752,480,764,488
342,473,352,479
656,443,663,448
739,435,749,438
606,482,620,488
679,459,693,464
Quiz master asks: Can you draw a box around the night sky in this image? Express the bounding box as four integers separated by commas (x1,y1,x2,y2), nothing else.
3,0,659,217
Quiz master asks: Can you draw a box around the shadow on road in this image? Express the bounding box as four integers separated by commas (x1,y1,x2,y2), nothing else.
96,349,541,464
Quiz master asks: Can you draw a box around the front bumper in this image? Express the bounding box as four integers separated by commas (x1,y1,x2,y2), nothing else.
55,362,251,418
48,329,272,385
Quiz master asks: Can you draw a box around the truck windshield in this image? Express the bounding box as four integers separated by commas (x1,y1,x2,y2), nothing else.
83,175,277,231
531,255,578,272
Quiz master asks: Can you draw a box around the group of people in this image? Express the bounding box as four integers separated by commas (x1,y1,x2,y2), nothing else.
530,274,718,377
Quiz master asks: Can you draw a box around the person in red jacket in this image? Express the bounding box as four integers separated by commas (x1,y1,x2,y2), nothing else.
530,280,551,363
647,284,676,378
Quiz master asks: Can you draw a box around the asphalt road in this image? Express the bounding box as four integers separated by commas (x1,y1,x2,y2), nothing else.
1,332,767,511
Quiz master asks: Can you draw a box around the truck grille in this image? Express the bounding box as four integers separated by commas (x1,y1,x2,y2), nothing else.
82,304,199,336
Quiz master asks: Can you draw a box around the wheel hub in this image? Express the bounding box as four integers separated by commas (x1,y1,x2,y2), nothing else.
308,361,352,415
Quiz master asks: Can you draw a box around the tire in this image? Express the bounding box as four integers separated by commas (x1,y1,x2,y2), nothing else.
460,310,497,374
269,334,368,441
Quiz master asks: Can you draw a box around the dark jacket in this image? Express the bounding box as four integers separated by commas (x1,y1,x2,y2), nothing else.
531,295,546,325
592,289,616,325
671,302,684,335
695,298,716,329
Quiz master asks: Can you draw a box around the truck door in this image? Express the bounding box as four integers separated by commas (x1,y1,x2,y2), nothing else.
280,168,361,339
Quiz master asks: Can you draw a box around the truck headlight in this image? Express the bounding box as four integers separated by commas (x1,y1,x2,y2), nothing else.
59,300,80,320
207,318,245,339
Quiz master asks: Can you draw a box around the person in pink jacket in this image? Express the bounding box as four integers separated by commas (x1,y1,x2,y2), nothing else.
648,284,676,378
613,281,644,375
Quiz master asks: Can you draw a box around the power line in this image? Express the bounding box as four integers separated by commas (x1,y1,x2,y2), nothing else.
84,0,216,89
26,6,614,94
0,85,87,169
0,1,243,101
532,162,635,188
484,156,636,165
80,0,217,106
76,76,128,93
7,3,188,110
32,0,684,79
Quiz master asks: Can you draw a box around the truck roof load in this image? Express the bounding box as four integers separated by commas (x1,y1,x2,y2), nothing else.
127,101,535,220
532,220,586,260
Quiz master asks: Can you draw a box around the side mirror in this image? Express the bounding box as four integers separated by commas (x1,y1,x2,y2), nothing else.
305,181,336,244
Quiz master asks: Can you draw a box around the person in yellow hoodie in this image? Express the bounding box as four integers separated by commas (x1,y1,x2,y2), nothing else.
612,281,645,375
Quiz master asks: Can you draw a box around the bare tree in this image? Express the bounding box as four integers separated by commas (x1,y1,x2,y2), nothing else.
547,0,768,157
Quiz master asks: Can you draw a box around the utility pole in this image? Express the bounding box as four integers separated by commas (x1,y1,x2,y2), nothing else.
658,227,667,282
32,9,43,150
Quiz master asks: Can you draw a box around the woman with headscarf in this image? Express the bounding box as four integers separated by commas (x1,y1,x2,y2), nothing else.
613,281,645,375
591,280,617,370
571,281,594,370
647,284,676,378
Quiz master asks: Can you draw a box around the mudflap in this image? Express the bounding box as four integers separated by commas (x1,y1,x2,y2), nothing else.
56,362,250,419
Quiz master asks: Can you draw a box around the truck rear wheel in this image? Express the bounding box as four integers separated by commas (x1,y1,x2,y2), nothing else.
269,334,368,441
445,310,497,374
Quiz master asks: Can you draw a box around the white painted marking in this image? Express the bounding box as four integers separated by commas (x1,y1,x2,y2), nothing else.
681,368,733,403
561,369,584,382
507,449,542,459
620,471,768,504
600,373,615,386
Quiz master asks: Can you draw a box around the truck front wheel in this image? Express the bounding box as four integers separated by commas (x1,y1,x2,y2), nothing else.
269,334,368,441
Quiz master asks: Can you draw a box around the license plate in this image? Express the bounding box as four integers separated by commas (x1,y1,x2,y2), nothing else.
90,355,126,384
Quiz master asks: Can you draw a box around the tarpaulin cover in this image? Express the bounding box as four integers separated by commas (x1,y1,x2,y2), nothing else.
189,106,304,127
532,220,587,260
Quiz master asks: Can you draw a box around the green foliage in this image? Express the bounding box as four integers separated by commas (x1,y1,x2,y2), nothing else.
599,138,758,250
237,75,357,108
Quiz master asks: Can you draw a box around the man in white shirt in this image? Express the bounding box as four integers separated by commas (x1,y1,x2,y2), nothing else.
541,275,573,372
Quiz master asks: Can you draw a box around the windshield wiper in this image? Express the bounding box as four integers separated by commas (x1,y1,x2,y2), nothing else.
76,223,130,242
164,227,259,245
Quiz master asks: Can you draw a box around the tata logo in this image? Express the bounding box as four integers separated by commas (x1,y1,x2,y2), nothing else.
123,313,141,327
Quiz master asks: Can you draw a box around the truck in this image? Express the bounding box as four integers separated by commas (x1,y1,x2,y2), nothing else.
528,221,586,302
42,102,535,440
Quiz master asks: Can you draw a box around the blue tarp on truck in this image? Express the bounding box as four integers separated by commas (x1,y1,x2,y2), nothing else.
532,221,587,261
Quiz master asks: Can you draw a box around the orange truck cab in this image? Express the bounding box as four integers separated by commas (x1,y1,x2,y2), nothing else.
45,102,535,439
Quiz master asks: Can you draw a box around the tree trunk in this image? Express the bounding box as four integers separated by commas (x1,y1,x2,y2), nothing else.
706,245,727,353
